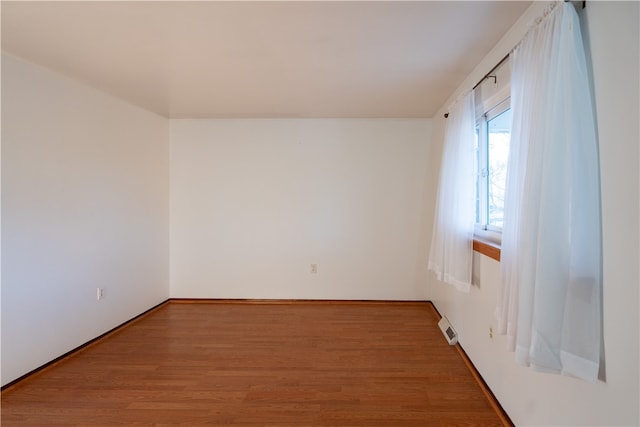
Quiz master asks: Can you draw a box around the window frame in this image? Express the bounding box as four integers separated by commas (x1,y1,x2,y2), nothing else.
474,92,511,246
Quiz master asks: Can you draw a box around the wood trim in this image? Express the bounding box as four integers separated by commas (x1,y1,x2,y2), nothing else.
170,298,431,306
455,344,514,427
1,299,170,392
473,237,501,261
427,302,513,427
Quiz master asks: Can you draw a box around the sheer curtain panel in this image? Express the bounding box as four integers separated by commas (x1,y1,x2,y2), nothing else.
498,1,602,382
428,91,476,292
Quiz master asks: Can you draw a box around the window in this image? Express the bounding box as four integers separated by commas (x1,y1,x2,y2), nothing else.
475,97,512,242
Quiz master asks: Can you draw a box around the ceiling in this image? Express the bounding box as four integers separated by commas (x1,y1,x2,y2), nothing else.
1,1,531,119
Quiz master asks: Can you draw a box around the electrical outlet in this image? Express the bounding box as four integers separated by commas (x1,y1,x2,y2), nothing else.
310,264,318,274
489,326,494,339
97,288,104,300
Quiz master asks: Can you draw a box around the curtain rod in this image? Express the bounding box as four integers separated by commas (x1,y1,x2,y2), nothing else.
472,52,510,92
566,0,586,10
443,52,509,118
471,0,585,94
444,0,585,119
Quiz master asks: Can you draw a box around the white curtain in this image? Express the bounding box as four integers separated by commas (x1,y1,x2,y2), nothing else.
497,2,602,382
428,91,476,292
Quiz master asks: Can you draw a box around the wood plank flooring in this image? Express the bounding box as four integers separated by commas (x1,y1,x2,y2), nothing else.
1,301,507,426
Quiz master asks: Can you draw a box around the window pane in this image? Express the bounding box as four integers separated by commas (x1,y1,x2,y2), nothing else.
487,108,511,228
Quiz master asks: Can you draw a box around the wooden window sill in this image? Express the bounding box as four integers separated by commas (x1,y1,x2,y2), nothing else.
473,237,501,262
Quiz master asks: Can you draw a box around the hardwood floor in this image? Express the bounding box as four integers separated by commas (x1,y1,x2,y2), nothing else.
2,301,508,426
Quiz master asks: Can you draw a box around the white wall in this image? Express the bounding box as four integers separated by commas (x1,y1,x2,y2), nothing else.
428,2,640,426
1,54,170,386
170,119,432,300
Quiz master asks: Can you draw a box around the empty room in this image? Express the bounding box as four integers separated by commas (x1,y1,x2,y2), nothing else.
1,1,638,426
